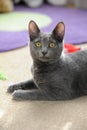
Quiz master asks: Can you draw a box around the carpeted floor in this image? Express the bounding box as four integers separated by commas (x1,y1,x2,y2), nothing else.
0,44,87,130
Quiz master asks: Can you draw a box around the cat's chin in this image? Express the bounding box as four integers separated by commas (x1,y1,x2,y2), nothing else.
38,56,54,62
39,58,49,62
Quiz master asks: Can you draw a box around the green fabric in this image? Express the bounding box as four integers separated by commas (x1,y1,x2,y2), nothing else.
0,71,8,80
0,12,52,31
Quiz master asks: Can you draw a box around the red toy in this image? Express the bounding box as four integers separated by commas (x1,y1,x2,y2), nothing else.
64,43,81,53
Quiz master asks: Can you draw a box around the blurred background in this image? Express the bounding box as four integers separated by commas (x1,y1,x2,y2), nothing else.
0,0,87,52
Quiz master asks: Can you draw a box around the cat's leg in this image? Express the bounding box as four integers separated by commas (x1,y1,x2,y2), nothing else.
12,89,50,101
7,79,37,93
12,88,73,101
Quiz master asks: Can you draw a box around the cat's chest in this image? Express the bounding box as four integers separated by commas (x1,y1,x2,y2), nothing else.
31,65,55,85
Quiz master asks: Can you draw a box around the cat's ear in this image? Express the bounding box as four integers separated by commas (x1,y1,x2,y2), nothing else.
52,22,65,42
28,20,40,41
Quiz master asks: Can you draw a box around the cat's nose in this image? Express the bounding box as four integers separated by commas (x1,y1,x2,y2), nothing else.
41,50,47,56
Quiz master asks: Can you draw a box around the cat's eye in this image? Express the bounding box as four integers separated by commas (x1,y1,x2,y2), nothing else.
35,42,42,47
49,43,55,48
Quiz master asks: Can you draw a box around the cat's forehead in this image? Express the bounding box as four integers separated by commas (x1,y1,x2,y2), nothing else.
40,32,51,37
39,32,53,40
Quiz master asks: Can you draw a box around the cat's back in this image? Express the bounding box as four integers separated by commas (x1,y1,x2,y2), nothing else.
57,49,87,78
68,49,87,65
62,49,87,80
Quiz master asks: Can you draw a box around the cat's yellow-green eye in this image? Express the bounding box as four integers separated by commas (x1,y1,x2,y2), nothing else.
35,42,42,47
49,43,55,48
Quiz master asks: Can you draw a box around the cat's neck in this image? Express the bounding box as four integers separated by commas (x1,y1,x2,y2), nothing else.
33,60,57,73
33,59,58,67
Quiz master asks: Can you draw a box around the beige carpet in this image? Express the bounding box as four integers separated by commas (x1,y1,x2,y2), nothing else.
0,45,87,130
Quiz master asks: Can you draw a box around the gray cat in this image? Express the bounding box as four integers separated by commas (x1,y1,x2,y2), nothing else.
7,20,87,100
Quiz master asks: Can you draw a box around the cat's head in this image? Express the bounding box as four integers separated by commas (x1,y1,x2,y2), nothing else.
28,20,65,62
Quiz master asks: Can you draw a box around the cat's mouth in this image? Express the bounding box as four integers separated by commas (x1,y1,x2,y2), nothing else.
39,56,51,62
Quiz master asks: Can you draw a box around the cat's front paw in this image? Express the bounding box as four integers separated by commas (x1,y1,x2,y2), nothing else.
7,84,16,93
7,83,22,93
12,90,23,101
